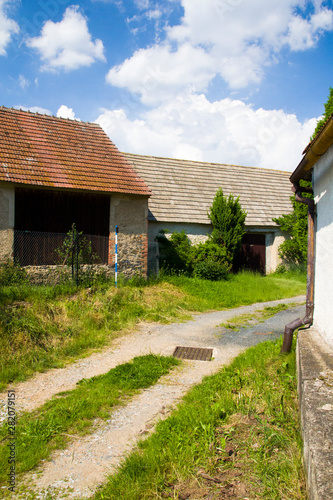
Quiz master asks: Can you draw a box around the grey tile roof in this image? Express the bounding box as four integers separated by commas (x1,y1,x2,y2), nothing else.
123,153,293,227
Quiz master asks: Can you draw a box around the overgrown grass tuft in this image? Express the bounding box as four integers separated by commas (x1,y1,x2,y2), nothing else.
0,354,180,483
220,302,302,331
0,271,305,389
92,335,305,500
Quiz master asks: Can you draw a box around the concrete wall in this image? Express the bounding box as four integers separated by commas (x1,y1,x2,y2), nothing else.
148,220,284,274
313,144,333,348
0,183,14,260
109,194,149,277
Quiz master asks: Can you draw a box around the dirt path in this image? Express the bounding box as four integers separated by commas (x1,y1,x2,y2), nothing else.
0,296,305,499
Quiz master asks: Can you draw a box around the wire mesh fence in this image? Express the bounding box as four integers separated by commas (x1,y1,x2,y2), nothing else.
13,229,110,267
10,229,159,285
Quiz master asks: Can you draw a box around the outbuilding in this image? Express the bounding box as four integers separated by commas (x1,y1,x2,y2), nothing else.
0,106,151,278
124,152,294,274
283,115,333,500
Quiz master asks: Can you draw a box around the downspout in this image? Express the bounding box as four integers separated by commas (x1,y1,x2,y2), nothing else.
280,183,315,353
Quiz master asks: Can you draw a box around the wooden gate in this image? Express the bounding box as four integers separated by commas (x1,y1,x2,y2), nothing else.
235,233,266,274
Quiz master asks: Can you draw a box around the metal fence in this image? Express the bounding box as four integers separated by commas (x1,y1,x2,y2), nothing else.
13,229,110,267
9,230,161,286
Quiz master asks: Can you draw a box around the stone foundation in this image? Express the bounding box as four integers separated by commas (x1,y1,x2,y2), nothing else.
23,265,115,286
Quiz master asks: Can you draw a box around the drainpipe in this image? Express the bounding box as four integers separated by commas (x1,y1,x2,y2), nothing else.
280,183,315,353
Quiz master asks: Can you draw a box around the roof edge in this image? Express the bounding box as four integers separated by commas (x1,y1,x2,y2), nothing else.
290,115,333,184
123,151,291,175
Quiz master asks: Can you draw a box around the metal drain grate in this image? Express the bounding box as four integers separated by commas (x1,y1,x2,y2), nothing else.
173,346,213,361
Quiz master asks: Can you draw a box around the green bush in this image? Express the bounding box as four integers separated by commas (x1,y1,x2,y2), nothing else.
193,260,230,281
208,188,246,266
156,230,192,273
191,240,231,267
0,258,28,286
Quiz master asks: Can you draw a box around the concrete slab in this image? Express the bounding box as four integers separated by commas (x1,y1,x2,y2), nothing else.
297,327,333,500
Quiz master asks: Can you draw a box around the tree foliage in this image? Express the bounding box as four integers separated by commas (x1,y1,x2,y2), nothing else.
156,230,192,273
273,180,311,265
312,86,333,138
208,188,246,265
274,86,333,266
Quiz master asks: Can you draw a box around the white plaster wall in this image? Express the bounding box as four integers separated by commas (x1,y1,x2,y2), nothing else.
313,144,333,348
266,229,287,274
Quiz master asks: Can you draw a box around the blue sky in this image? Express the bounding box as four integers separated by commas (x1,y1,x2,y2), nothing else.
1,0,333,170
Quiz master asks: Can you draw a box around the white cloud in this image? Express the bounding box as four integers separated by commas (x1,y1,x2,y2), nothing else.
106,0,333,100
26,5,105,71
19,74,29,89
107,42,214,105
16,105,52,115
57,105,78,120
0,0,19,56
285,8,333,51
96,92,317,171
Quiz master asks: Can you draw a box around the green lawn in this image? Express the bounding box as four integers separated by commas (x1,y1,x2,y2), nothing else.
92,334,305,500
0,271,306,389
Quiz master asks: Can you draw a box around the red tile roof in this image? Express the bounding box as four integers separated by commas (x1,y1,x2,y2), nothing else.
0,106,151,196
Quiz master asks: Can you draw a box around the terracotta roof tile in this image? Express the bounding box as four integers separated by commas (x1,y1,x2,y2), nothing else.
124,153,293,228
0,107,150,196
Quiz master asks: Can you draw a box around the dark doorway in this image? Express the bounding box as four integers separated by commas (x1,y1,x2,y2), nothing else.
235,233,266,274
14,188,110,265
15,188,110,235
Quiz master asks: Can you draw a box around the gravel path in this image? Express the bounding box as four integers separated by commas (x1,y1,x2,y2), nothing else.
0,296,305,499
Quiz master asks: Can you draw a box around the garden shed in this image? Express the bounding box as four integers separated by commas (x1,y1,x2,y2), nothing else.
124,152,293,274
0,106,151,278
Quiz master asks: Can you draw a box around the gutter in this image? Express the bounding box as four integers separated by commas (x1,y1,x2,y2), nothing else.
281,115,333,353
280,184,315,352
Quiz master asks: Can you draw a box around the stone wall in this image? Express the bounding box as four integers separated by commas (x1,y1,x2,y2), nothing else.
0,183,14,260
24,264,115,286
109,194,149,278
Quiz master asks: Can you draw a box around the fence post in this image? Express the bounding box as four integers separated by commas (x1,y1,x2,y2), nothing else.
75,230,79,286
71,223,79,286
71,224,75,282
115,225,118,288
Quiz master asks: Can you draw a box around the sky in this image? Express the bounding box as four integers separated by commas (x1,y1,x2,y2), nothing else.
1,0,333,171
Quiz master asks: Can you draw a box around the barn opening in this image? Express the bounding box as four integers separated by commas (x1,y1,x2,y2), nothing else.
14,188,110,265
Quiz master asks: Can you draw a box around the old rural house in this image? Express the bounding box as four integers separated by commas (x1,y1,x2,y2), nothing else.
124,152,293,274
283,115,333,499
0,106,151,278
289,114,333,348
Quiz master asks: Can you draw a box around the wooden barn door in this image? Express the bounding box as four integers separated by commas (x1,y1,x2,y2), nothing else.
235,233,266,274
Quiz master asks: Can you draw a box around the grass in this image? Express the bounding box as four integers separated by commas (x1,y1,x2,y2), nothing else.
91,334,305,500
0,270,306,390
220,302,303,331
0,354,180,485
